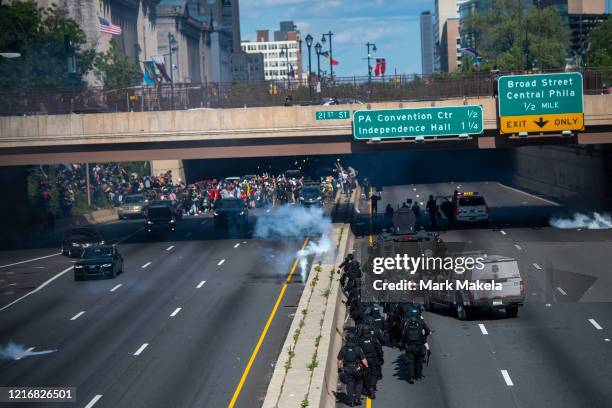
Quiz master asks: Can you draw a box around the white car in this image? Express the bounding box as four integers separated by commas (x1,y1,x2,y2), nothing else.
455,192,489,223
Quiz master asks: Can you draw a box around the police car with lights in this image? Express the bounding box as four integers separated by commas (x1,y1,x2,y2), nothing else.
454,191,489,223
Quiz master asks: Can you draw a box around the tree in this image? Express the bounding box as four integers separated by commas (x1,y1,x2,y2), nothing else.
461,0,570,72
0,1,93,88
94,39,141,89
586,18,612,81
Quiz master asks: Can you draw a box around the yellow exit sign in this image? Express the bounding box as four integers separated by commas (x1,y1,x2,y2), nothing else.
500,113,584,134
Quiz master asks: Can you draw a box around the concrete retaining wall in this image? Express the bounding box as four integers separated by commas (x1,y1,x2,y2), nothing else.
507,144,612,210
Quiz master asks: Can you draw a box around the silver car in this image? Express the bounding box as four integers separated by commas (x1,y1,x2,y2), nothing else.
118,194,146,219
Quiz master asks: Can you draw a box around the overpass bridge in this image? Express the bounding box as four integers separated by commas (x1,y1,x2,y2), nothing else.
0,95,611,166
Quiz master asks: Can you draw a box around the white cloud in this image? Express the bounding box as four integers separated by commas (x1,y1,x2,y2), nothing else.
313,0,341,13
294,21,311,31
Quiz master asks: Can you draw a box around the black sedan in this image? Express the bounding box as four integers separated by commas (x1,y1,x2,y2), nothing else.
74,245,124,281
300,183,323,207
213,198,248,229
61,228,105,258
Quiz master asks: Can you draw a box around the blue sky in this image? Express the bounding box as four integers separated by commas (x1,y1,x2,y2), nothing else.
240,0,434,77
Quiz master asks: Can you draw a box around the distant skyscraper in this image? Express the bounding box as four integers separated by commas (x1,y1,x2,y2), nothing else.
434,0,459,71
420,11,435,76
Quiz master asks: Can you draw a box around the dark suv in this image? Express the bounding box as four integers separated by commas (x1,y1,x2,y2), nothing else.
61,228,105,258
145,204,177,233
213,198,248,229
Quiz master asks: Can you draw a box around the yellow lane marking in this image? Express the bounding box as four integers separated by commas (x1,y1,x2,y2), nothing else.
366,396,372,407
227,237,309,408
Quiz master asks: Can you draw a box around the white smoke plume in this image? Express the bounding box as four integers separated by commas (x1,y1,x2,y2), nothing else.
254,205,332,239
0,341,57,360
549,212,612,229
297,235,335,282
254,205,333,281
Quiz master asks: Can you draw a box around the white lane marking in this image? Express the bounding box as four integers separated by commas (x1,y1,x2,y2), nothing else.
200,220,207,225
588,318,603,330
501,370,514,386
496,182,560,206
110,284,122,292
114,227,144,245
196,280,206,288
533,263,542,270
514,244,522,250
141,262,152,269
545,303,552,307
0,252,61,269
166,245,175,251
605,338,610,342
70,311,85,321
556,287,567,296
84,395,102,408
500,230,507,235
234,243,240,249
266,209,271,213
0,266,73,312
478,323,488,335
217,259,225,266
15,347,35,360
133,343,149,356
242,241,247,244
170,307,182,317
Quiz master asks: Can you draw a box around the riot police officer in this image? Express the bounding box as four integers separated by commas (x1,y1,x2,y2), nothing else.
358,325,383,399
338,333,369,406
401,307,430,384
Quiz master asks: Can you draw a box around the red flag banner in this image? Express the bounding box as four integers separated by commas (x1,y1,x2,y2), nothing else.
374,58,381,76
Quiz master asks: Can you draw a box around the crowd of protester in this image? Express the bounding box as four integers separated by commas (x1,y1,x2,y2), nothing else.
33,161,360,218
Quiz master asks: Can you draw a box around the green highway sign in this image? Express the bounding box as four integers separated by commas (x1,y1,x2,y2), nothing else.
498,72,583,116
315,110,350,120
497,72,584,134
353,106,483,139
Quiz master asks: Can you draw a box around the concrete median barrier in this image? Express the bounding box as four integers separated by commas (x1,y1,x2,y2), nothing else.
263,189,357,408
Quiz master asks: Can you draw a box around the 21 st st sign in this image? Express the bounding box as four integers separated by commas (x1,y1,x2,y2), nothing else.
498,72,584,134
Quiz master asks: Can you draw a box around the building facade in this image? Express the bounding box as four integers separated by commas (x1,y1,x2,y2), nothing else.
440,18,461,72
39,0,241,85
537,0,609,65
420,11,435,76
433,0,459,71
241,22,303,81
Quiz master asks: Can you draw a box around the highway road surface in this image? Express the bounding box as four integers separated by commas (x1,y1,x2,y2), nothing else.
338,181,612,408
0,213,310,408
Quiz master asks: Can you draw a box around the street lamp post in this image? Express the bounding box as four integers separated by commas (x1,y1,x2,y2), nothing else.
280,45,290,88
366,42,377,84
168,33,177,109
314,42,322,80
305,34,313,99
321,31,334,81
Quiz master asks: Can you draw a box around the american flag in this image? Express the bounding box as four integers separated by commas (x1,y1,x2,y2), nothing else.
99,17,122,35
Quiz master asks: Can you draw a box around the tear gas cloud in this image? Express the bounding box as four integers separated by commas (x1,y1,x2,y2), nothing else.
254,205,332,239
549,212,612,230
0,341,57,360
254,205,333,282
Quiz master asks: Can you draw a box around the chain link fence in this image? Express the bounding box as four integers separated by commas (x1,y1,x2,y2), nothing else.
0,69,610,116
